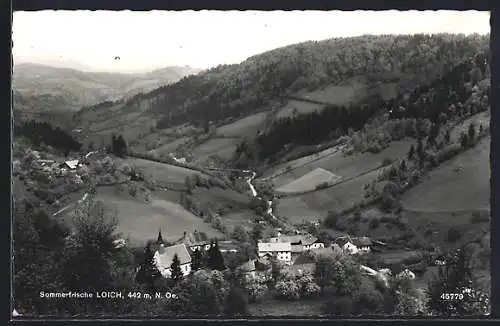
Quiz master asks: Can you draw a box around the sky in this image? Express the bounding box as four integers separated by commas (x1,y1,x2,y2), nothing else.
12,10,490,73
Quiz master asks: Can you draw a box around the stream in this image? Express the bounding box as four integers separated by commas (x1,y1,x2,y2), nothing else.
243,170,277,221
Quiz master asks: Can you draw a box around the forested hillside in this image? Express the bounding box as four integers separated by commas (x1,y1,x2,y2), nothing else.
146,34,488,129
243,50,489,164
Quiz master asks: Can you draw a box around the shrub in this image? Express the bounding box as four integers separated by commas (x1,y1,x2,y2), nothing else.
275,280,301,301
315,181,330,190
369,219,380,230
446,227,463,242
382,157,393,166
470,212,489,224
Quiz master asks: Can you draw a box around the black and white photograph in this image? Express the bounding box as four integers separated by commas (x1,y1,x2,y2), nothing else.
11,10,491,318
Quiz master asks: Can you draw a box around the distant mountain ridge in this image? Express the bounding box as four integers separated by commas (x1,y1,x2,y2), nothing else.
12,63,202,113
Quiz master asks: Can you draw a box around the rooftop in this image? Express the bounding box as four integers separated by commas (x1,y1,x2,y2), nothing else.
258,242,292,252
352,237,372,247
155,243,192,267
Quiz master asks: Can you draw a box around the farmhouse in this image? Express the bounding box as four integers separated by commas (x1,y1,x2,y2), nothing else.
153,243,192,278
268,234,325,251
335,237,359,255
351,237,373,254
257,242,292,265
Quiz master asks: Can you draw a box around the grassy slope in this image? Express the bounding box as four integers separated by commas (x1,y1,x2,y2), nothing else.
265,139,414,189
117,157,207,187
401,136,490,213
191,137,242,163
215,111,269,138
59,186,223,247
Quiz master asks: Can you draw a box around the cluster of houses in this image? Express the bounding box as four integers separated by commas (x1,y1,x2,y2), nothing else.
143,225,387,281
142,229,243,278
256,233,374,266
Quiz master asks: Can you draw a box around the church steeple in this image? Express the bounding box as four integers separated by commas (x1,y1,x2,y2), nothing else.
156,228,164,245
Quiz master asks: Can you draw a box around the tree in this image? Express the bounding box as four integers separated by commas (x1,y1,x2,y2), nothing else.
170,254,184,283
460,132,469,149
135,243,162,290
13,200,69,314
156,228,164,245
408,145,415,160
444,129,451,144
185,176,195,194
416,139,425,161
468,123,476,142
400,159,407,172
232,225,250,243
426,246,489,316
60,195,119,292
191,248,204,272
207,241,226,271
111,134,127,157
324,210,340,229
251,223,264,241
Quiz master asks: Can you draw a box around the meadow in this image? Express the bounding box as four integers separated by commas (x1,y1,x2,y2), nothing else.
119,157,206,186
215,111,269,138
191,137,241,162
266,139,414,189
401,136,490,213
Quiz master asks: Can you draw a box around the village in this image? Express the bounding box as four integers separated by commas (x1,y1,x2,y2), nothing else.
146,225,421,289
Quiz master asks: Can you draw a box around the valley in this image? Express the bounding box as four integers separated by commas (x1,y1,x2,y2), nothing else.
12,31,491,317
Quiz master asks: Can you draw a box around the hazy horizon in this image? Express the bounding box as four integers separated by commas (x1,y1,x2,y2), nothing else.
13,10,490,74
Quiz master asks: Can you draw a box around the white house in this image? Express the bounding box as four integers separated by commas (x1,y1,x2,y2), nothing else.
268,234,324,252
352,237,372,254
154,243,192,278
335,238,359,255
258,242,292,265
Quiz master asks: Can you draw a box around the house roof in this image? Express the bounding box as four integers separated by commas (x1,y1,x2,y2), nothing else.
291,244,304,253
352,237,372,247
155,243,192,267
63,160,79,169
268,234,318,245
335,238,351,247
258,242,292,252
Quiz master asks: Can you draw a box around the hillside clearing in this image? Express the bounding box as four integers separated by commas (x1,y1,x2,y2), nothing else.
267,139,414,189
277,168,382,223
277,167,342,193
276,100,324,119
120,157,205,186
401,136,490,212
216,112,268,138
191,137,240,162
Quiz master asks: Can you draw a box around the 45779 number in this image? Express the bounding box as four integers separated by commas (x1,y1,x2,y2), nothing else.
441,293,464,300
